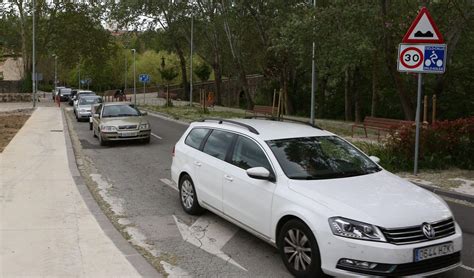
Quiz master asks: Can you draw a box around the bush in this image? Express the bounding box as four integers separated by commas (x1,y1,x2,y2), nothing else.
357,117,474,171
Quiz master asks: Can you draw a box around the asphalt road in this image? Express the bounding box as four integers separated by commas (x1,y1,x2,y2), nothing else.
67,108,474,277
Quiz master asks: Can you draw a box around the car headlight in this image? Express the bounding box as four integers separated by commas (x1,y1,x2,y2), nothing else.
329,217,386,242
139,123,150,130
101,126,117,132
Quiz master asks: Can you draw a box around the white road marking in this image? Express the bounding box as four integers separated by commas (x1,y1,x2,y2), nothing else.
173,214,246,271
461,264,474,272
160,178,178,192
151,133,162,139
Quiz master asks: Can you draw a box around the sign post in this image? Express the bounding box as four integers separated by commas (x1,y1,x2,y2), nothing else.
398,7,445,175
139,74,150,105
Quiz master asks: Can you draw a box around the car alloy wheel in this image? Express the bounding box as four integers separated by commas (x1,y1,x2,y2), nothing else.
283,228,312,271
278,219,325,277
181,180,194,209
178,175,204,215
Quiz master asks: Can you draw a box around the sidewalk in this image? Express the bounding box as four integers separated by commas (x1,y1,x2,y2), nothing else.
0,107,152,276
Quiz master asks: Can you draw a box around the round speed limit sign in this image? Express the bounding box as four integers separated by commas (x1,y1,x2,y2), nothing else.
400,47,424,69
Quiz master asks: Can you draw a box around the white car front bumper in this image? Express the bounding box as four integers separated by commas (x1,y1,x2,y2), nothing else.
319,222,463,277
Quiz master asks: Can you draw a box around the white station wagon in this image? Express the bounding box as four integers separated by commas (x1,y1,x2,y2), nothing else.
171,118,462,277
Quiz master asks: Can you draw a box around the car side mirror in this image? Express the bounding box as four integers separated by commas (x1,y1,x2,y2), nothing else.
141,111,148,116
246,167,274,181
93,113,100,119
369,156,381,164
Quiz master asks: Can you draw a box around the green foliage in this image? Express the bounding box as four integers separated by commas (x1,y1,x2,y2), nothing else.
356,117,474,171
194,62,211,82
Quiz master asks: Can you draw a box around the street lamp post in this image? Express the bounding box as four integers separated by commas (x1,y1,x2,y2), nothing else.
132,49,136,106
32,0,36,108
53,55,57,93
310,0,317,125
124,55,128,91
189,2,194,106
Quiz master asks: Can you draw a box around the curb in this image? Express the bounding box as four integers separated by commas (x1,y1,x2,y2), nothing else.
61,108,161,277
413,182,474,203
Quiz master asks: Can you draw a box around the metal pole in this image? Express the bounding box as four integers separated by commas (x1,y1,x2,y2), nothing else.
124,55,127,91
132,49,136,106
32,0,36,108
54,56,57,93
143,81,146,104
310,0,316,125
189,12,194,106
414,73,423,175
78,66,81,89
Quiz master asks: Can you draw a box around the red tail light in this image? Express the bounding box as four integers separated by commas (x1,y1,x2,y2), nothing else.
172,145,175,157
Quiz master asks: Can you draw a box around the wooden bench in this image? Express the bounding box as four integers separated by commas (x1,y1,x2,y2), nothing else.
246,105,275,117
352,116,414,139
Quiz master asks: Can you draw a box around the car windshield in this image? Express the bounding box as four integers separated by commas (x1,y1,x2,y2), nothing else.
102,105,140,118
267,136,381,180
79,97,102,105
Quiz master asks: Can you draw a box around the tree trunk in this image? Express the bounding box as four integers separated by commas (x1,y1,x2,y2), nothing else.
317,76,327,118
212,50,223,106
380,0,415,120
371,53,378,117
353,67,361,123
174,43,189,101
344,67,353,121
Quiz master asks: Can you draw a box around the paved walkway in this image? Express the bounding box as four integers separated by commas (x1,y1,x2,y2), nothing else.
0,107,150,276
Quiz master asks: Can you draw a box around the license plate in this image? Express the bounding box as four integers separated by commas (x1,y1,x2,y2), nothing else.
414,242,454,262
119,132,138,137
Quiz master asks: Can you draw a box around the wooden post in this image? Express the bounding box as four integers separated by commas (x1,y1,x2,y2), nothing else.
423,95,428,124
432,95,437,123
272,89,276,117
277,89,282,120
166,84,170,107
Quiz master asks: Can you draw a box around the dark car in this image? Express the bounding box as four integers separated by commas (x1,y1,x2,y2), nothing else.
58,88,72,102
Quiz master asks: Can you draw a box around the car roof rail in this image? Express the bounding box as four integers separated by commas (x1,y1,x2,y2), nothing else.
198,118,260,135
244,115,323,130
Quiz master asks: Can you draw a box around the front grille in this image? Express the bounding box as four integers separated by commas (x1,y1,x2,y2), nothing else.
336,252,461,276
118,125,137,130
380,218,455,245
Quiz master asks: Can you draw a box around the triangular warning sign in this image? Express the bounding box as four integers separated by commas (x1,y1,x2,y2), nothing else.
402,7,444,43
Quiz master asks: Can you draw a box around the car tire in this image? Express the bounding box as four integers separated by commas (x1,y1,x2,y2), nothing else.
278,219,326,278
89,122,93,130
143,137,150,144
179,175,204,215
93,126,97,138
98,131,107,146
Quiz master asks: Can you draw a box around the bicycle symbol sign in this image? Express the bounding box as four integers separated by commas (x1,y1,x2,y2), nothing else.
397,44,446,74
423,46,445,72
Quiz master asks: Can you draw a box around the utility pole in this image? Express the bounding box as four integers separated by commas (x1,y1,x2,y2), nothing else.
310,0,316,125
132,49,136,106
189,7,194,106
124,55,128,91
53,55,57,93
32,0,36,108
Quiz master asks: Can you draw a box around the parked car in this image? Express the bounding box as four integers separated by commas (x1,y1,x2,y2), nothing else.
171,118,462,277
91,102,151,146
58,88,72,102
75,95,103,122
73,90,96,115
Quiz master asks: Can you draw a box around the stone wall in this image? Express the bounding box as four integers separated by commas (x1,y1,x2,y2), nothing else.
0,81,22,94
0,93,32,102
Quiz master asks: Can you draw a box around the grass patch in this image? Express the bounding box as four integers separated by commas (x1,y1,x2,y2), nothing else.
141,104,246,122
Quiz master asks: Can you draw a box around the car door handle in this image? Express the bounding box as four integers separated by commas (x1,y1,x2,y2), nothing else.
194,161,202,167
224,175,233,182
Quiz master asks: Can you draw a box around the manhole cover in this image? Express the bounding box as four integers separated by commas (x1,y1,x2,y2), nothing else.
50,130,63,132
79,139,101,149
